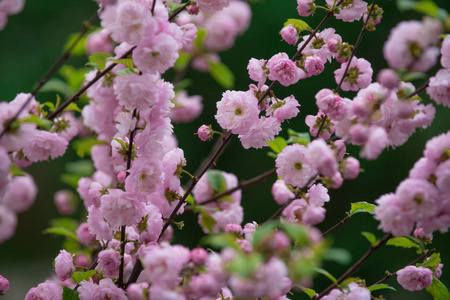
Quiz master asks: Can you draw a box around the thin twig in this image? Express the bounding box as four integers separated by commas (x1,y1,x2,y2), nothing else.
405,79,429,99
168,1,192,21
322,215,350,236
314,233,392,299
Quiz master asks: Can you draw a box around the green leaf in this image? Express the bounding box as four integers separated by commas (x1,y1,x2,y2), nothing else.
386,237,421,250
281,222,308,245
60,174,82,189
401,72,428,82
283,19,312,34
286,129,311,146
228,252,263,277
314,267,338,284
361,231,378,247
397,0,440,17
209,61,235,89
300,287,317,299
267,137,287,154
202,233,240,250
62,238,80,254
88,52,113,70
174,79,193,91
108,57,134,69
174,52,192,71
219,195,234,203
40,78,73,97
20,115,53,130
60,65,89,90
173,220,185,230
43,227,77,240
167,2,185,12
194,27,207,49
65,160,94,176
322,248,352,265
252,222,277,247
72,270,100,284
10,163,25,176
207,171,227,194
420,253,441,269
200,211,217,233
50,218,77,231
72,138,107,158
368,283,396,292
426,276,450,300
267,151,278,159
186,194,195,206
62,286,80,300
64,102,82,113
63,33,88,56
348,201,375,216
116,68,134,76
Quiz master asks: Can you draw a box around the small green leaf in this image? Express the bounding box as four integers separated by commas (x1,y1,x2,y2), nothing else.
40,78,73,97
207,171,227,194
63,33,88,56
348,201,376,216
62,286,80,300
228,253,263,278
186,194,195,206
267,151,278,159
386,237,421,250
194,27,207,49
60,174,82,189
219,195,234,203
300,287,317,299
65,160,94,176
361,231,378,247
174,52,192,71
43,227,77,240
420,253,441,269
10,163,25,176
200,211,216,233
72,270,100,284
323,248,352,265
281,222,308,245
268,137,287,154
283,19,312,34
20,115,53,130
426,276,450,300
252,222,277,248
401,72,428,82
173,220,185,230
286,129,311,146
209,61,235,89
202,233,240,250
413,0,439,17
60,65,89,90
108,57,134,70
314,267,338,284
62,239,80,254
64,102,82,113
72,138,107,158
368,283,396,292
88,52,113,71
50,218,77,231
166,2,185,12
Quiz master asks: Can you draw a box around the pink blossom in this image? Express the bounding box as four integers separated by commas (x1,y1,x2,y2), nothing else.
334,57,373,92
305,55,325,76
0,206,17,243
424,131,450,164
409,157,437,181
114,111,136,139
202,203,244,233
307,183,330,206
22,130,68,162
396,178,439,220
315,88,348,121
223,0,252,35
54,190,76,215
88,205,113,241
305,112,335,140
297,0,315,16
190,248,209,266
243,222,258,241
276,144,315,188
348,124,370,145
169,91,203,123
267,52,305,86
342,157,360,180
280,24,298,45
374,193,414,236
323,282,370,299
238,117,282,149
204,13,238,52
282,198,307,223
215,90,259,135
148,185,185,218
360,126,388,160
434,263,444,279
0,275,9,295
54,250,75,281
149,284,185,300
25,280,63,300
100,189,146,230
307,139,338,177
113,73,160,111
436,160,450,191
247,58,267,86
2,174,37,213
327,0,367,22
225,223,243,235
298,28,342,62
272,180,295,205
427,69,450,107
197,125,213,141
76,222,96,246
441,35,450,69
196,0,230,14
97,248,121,277
135,204,163,243
266,95,300,122
397,266,433,291
127,283,149,300
189,273,222,298
86,29,113,55
377,68,399,90
162,148,186,191
413,228,433,241
52,115,78,142
0,104,36,152
303,205,326,225
91,278,127,300
125,157,163,195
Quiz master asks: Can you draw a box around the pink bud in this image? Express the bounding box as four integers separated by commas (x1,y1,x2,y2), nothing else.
190,248,209,266
377,69,399,90
54,190,76,215
434,263,443,279
304,55,325,76
271,231,290,251
117,170,127,184
327,38,339,53
342,157,360,180
187,4,199,15
348,124,370,146
55,250,75,281
197,125,213,141
225,223,243,235
0,275,9,295
280,24,299,45
331,171,343,189
74,255,90,268
413,228,433,240
397,266,433,291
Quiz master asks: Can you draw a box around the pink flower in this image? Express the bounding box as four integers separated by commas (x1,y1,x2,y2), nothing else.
125,157,163,195
54,190,76,215
169,91,203,123
55,250,75,281
334,57,373,92
25,280,63,300
307,183,330,206
267,52,305,86
397,266,433,291
0,206,17,244
91,278,127,300
298,28,342,62
114,112,137,139
323,282,370,299
22,130,68,162
360,126,388,160
275,144,315,188
247,58,268,86
374,193,414,236
0,275,9,295
113,73,160,111
196,0,230,14
305,112,335,140
436,160,450,191
76,223,96,246
441,35,450,69
86,29,113,55
315,88,348,121
272,180,295,205
238,117,282,149
396,178,439,220
197,125,213,141
266,95,300,122
427,69,450,107
97,249,121,277
135,204,163,243
88,205,113,241
204,13,239,52
304,55,325,76
126,283,149,300
327,0,367,22
215,90,259,135
100,189,146,230
377,68,399,90
2,174,37,213
413,228,433,241
280,24,298,45
162,148,186,191
190,248,209,266
297,0,315,16
342,157,360,180
307,139,338,177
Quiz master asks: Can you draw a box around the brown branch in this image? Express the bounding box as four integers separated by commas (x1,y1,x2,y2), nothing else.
168,1,192,21
322,215,351,236
405,79,429,99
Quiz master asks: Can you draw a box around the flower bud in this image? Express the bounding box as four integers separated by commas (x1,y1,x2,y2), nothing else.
197,125,213,141
280,24,299,45
377,68,399,90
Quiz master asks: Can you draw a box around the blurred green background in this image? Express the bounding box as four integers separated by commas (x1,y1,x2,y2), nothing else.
0,0,449,298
